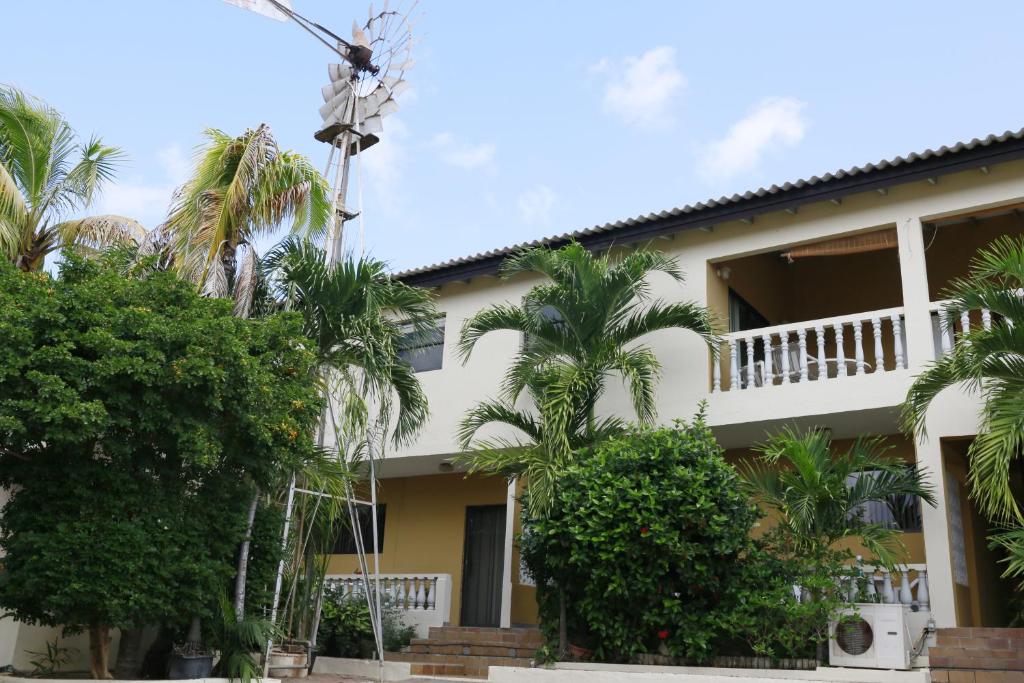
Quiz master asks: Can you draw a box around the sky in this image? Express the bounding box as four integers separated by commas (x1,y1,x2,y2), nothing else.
6,1,1024,273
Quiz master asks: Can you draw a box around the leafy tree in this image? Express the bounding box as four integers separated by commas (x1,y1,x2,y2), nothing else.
261,237,437,645
521,416,831,663
0,257,323,678
457,242,715,654
740,428,936,568
0,87,145,271
458,242,715,510
165,125,330,317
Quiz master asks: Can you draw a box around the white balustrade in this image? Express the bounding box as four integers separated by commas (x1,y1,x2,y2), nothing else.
712,307,907,392
931,299,1000,356
325,573,453,638
860,564,931,611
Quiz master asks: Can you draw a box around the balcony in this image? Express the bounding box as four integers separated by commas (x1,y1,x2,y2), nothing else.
713,306,908,392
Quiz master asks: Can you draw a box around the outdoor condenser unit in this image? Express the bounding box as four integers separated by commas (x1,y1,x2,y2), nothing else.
829,603,918,669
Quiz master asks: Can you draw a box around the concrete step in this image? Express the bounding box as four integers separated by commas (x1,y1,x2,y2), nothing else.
408,661,468,677
426,626,543,646
936,627,1024,649
405,641,537,658
385,650,533,677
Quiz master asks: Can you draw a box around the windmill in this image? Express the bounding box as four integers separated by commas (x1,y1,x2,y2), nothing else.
222,1,416,678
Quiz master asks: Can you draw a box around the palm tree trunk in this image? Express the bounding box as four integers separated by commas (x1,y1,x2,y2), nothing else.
234,489,260,621
88,624,112,679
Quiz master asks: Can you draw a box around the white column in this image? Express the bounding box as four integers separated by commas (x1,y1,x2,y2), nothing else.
500,478,516,628
914,437,957,627
896,216,937,369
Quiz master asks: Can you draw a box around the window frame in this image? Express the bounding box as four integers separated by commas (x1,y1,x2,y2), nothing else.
397,315,446,373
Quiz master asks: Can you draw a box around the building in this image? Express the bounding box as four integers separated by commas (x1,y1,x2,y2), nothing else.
324,127,1024,635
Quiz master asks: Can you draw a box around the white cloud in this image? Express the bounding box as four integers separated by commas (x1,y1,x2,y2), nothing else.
517,185,556,226
699,97,808,181
361,117,409,213
593,46,685,128
96,143,190,228
429,132,497,170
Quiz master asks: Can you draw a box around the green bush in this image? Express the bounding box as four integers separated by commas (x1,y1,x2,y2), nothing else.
316,587,418,658
317,592,373,658
520,413,846,663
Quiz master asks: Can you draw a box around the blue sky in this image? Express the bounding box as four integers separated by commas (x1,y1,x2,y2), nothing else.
6,1,1024,272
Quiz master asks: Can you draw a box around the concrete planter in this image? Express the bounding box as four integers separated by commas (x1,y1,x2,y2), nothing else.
266,649,308,679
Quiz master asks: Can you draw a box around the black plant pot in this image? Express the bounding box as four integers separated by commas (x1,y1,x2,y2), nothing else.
167,653,214,679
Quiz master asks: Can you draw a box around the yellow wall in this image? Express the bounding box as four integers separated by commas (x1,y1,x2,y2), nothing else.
326,472,508,626
510,479,538,626
943,440,1011,627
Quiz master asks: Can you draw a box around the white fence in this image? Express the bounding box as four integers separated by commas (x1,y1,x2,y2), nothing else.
325,573,452,638
713,307,907,392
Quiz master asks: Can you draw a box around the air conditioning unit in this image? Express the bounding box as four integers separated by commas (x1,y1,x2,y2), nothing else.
829,603,916,669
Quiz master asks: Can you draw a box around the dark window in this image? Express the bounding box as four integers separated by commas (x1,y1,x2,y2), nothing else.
398,318,445,373
728,289,769,333
333,504,387,554
846,470,923,532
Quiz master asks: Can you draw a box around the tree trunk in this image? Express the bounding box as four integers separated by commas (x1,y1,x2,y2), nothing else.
558,589,568,658
88,624,112,679
233,489,260,621
113,627,144,679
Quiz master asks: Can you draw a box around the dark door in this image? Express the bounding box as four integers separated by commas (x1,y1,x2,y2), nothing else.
460,505,506,627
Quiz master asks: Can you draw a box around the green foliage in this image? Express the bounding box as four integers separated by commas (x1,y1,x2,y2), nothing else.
521,415,827,663
207,595,279,683
740,428,935,568
316,589,373,658
0,257,322,642
380,601,417,653
25,638,75,676
457,241,716,515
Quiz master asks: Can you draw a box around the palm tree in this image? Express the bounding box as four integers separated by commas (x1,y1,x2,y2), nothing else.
457,242,716,512
740,428,936,568
165,125,330,317
903,236,1024,524
0,87,145,271
262,236,438,646
456,241,716,653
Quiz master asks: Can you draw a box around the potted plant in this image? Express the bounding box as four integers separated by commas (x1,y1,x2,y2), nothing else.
167,618,214,679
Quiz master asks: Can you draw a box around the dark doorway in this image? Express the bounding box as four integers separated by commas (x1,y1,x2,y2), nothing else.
460,505,506,627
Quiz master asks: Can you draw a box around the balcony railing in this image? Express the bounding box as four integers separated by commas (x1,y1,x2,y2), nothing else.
712,306,907,392
930,299,994,357
325,573,453,637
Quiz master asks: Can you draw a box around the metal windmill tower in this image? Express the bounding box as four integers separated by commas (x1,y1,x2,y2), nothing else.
222,1,416,678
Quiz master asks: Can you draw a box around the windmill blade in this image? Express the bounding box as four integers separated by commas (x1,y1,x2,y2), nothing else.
378,97,399,118
361,115,384,136
221,0,292,21
321,80,352,102
328,63,354,82
351,20,371,49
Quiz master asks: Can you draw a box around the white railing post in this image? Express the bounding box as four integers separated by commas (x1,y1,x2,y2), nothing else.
712,344,722,393
798,328,809,383
780,332,790,384
729,338,739,392
982,308,992,331
937,309,951,355
427,577,437,610
835,323,847,377
960,310,971,338
853,321,865,375
871,317,884,372
815,324,826,381
416,577,426,609
745,337,755,389
917,570,930,610
893,315,905,369
761,333,773,387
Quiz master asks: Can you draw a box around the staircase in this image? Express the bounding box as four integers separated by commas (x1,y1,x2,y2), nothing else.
929,628,1024,682
385,626,541,678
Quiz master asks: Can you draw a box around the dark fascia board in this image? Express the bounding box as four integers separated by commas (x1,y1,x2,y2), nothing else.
398,135,1024,289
